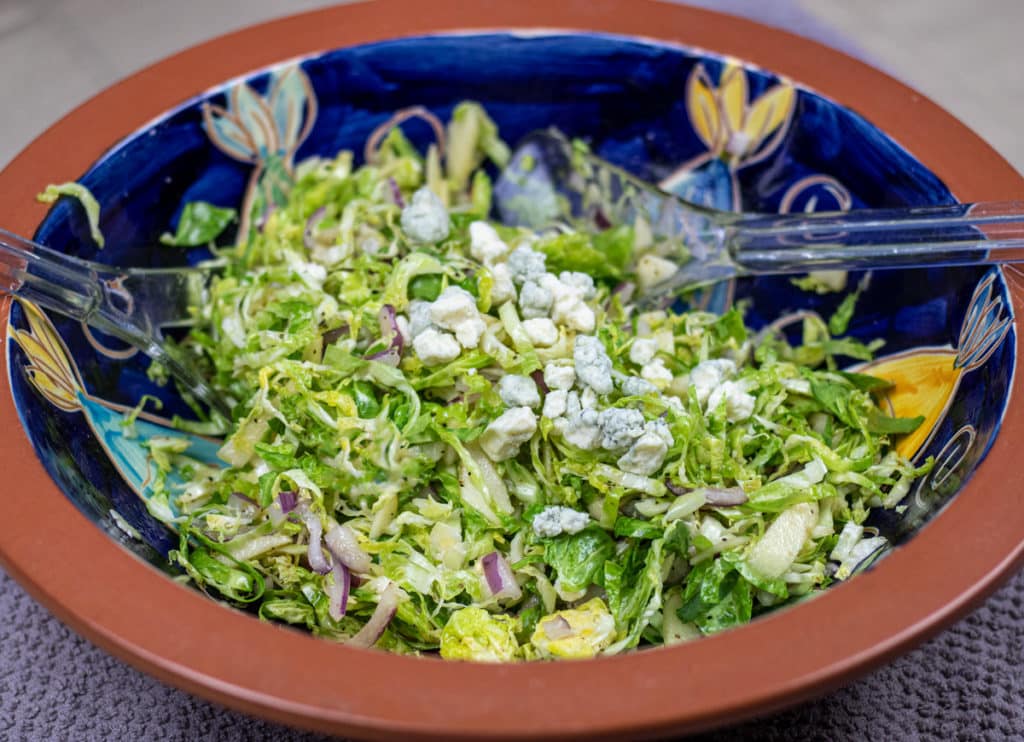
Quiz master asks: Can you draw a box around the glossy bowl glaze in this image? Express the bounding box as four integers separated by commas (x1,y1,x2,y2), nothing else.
0,2,1022,739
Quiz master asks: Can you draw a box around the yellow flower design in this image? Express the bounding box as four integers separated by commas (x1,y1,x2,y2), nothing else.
856,272,1011,460
9,299,84,412
9,299,223,518
685,60,796,166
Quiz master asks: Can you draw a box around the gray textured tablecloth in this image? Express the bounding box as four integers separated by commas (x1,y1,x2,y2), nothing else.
2,565,1021,740
2,2,1022,740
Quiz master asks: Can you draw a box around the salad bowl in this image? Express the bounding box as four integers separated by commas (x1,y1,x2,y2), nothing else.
0,1,1022,739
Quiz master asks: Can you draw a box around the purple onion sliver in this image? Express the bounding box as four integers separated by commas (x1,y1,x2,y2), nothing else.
481,552,504,595
255,204,276,233
480,551,522,601
542,615,573,641
303,206,328,251
593,208,612,230
324,522,372,573
703,486,748,507
277,490,298,513
379,304,404,356
322,326,347,347
530,369,549,395
664,480,690,497
364,304,403,365
387,177,406,208
612,281,636,306
498,556,522,600
365,345,402,367
300,508,331,575
228,491,258,509
347,582,400,649
327,560,351,621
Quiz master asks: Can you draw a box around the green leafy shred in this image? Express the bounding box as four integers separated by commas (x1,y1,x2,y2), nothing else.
37,182,105,247
141,103,932,660
160,201,237,247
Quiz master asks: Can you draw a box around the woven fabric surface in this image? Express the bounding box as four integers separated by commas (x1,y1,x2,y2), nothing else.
2,565,1021,740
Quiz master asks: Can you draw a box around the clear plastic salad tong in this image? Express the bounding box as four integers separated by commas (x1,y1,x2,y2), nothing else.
5,128,1024,419
495,130,1024,298
0,227,227,417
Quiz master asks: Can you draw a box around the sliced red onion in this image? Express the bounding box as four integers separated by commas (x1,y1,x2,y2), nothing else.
665,480,748,506
612,281,636,305
348,581,399,649
278,490,298,513
255,204,276,233
303,206,327,251
268,490,299,526
365,346,402,366
387,177,405,208
324,521,372,574
325,560,351,621
593,208,612,230
365,304,403,366
665,480,690,497
303,206,338,251
481,551,523,601
267,503,286,528
542,615,573,641
322,326,348,347
703,487,748,507
530,369,549,395
228,491,258,510
378,304,402,349
299,506,331,575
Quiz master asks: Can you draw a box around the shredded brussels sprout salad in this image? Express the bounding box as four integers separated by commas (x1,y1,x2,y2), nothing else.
147,103,931,660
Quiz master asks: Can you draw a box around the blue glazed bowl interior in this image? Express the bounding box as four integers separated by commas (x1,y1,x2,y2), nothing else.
8,33,1015,577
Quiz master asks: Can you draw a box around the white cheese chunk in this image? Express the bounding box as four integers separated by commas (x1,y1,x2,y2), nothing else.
706,380,756,422
498,374,541,409
532,506,590,538
542,389,569,419
641,358,673,389
401,187,450,244
617,432,669,476
479,407,538,461
522,317,559,347
629,338,658,366
544,363,576,391
469,220,510,265
574,335,614,395
413,327,461,366
430,286,486,349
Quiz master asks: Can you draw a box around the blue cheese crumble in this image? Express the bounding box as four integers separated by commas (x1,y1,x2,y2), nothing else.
532,506,590,538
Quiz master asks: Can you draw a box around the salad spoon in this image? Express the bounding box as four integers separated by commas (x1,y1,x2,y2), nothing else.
4,130,1024,419
494,130,1024,298
0,227,227,417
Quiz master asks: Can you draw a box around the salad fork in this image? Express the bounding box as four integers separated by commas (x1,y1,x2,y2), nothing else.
495,130,1024,298
5,130,1024,419
0,227,228,417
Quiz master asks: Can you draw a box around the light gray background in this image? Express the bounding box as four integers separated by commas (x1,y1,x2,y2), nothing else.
1,2,1022,740
1,0,1022,172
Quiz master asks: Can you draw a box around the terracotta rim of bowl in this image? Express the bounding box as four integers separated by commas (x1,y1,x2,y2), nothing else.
1,2,1022,739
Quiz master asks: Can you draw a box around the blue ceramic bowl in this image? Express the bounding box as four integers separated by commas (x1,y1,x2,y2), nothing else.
8,33,1015,590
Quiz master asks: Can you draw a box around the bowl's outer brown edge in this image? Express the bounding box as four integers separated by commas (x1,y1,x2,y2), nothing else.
0,1,1023,740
